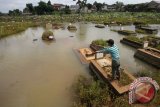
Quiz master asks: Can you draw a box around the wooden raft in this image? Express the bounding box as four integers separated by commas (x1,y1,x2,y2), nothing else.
76,47,136,94
90,59,136,94
74,48,96,64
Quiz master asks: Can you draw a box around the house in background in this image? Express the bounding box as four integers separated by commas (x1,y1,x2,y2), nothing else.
53,4,65,11
91,5,97,12
106,5,116,11
70,5,79,13
102,4,108,11
101,4,116,11
147,0,160,12
81,6,89,13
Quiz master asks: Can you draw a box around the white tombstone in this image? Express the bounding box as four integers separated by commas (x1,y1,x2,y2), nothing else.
95,52,104,59
49,36,54,39
143,41,149,48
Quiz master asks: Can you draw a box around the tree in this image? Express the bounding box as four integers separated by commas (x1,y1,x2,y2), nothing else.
0,12,3,16
76,0,87,12
8,9,22,16
14,9,22,15
8,10,13,16
87,3,92,10
115,1,124,11
124,4,135,12
93,1,103,11
26,3,34,14
64,6,71,14
25,1,54,15
46,1,54,14
35,1,48,15
47,0,51,5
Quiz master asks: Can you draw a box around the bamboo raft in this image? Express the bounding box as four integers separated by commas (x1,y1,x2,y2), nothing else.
76,47,136,94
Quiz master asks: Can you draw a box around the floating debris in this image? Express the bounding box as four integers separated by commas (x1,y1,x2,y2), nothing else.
67,24,77,30
95,24,105,28
33,39,38,41
69,36,74,37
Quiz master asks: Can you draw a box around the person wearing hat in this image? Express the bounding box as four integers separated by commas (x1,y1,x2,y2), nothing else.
96,39,120,81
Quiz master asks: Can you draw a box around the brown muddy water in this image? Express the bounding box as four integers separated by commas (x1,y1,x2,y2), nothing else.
0,22,159,107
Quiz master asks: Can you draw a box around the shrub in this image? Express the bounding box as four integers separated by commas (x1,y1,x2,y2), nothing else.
72,76,110,107
42,30,54,40
72,75,132,107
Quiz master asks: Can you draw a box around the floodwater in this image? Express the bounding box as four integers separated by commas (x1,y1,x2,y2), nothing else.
0,22,159,107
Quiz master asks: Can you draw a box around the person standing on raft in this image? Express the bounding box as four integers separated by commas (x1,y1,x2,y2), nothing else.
96,39,120,81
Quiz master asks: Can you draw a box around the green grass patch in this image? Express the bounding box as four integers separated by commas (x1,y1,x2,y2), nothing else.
119,71,133,86
91,39,107,47
135,29,147,34
0,22,39,38
126,36,143,43
72,76,110,107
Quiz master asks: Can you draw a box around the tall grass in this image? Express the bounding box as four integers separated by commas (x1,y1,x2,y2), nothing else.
72,75,130,107
0,22,39,38
1,12,160,24
73,70,160,107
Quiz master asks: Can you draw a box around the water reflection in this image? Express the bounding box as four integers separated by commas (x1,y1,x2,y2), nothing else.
76,22,88,41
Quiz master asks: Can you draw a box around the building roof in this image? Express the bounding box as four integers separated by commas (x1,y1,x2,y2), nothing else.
148,0,160,8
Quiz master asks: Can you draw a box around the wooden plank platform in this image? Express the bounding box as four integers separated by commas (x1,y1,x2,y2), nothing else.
90,59,136,95
73,48,96,64
76,48,111,64
79,48,95,61
75,47,136,94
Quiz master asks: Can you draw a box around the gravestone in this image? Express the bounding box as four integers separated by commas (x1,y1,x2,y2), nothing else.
143,41,149,48
46,23,52,29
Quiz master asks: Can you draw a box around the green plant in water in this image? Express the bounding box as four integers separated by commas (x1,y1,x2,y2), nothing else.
135,29,147,34
110,29,118,32
121,30,135,33
126,36,143,43
92,39,107,47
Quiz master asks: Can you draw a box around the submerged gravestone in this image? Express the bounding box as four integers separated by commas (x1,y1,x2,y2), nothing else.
46,23,52,30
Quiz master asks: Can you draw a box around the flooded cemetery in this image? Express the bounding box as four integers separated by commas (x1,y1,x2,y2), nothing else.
0,20,160,107
0,2,160,105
